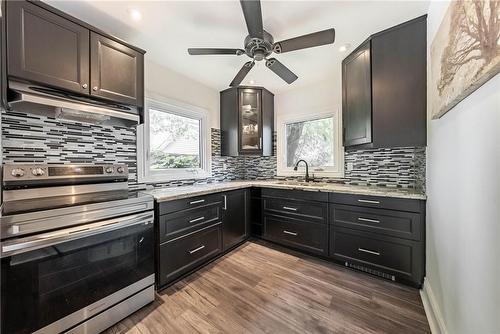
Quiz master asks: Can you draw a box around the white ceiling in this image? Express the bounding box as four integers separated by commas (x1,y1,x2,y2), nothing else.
47,0,429,94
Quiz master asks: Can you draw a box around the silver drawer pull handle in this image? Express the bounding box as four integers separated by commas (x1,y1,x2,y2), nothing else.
358,217,380,224
189,216,205,223
283,206,298,211
190,199,205,205
283,230,298,236
189,245,205,254
358,248,380,256
358,199,380,204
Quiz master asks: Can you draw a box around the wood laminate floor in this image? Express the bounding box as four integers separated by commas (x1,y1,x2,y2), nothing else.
104,240,430,334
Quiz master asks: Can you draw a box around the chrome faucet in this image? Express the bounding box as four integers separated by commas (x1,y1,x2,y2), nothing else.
293,159,310,182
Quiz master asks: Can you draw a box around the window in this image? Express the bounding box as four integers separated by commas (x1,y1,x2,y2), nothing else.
138,97,210,182
277,111,343,178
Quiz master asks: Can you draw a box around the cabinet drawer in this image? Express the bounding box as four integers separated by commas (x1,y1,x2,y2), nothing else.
331,228,423,282
329,193,424,213
263,197,327,223
262,188,328,202
331,204,422,240
158,193,223,215
263,214,328,256
159,204,221,243
159,223,222,286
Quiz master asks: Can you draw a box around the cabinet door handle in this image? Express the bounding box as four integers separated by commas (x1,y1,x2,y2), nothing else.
358,199,380,204
357,217,380,224
282,206,298,211
190,199,205,205
82,83,88,89
283,230,298,236
259,137,262,149
358,248,380,256
223,195,227,210
92,86,98,91
189,216,205,223
189,245,205,254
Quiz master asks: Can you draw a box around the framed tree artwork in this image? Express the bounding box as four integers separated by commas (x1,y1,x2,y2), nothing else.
431,0,500,119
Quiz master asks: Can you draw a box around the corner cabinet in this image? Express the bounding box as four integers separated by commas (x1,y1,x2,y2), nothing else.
220,86,274,156
342,15,427,149
5,0,145,108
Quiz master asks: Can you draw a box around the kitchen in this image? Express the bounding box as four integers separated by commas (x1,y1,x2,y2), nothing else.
0,1,499,334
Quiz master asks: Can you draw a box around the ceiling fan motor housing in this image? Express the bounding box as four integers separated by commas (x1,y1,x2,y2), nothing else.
244,30,274,61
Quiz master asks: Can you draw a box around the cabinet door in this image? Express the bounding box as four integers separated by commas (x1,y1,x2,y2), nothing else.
7,0,90,94
222,189,248,250
342,40,372,147
238,89,262,154
90,32,143,106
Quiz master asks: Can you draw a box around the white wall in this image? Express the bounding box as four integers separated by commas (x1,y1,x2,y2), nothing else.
144,59,220,129
425,1,500,333
275,75,341,122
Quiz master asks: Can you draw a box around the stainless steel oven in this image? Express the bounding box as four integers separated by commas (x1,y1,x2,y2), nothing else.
1,164,155,334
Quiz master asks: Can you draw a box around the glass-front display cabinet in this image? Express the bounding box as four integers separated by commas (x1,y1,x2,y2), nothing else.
220,86,274,156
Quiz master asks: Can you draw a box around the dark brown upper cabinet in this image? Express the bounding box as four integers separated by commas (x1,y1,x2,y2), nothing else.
90,32,144,107
342,40,372,147
342,15,427,149
220,86,274,156
7,0,90,95
5,0,145,108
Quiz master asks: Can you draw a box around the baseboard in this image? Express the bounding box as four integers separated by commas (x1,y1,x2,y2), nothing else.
420,278,448,334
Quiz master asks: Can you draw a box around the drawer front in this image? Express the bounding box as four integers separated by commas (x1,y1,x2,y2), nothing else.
158,193,223,215
331,205,422,240
262,187,328,202
159,204,221,243
263,197,327,223
329,193,424,213
263,214,328,256
159,223,222,286
331,228,422,280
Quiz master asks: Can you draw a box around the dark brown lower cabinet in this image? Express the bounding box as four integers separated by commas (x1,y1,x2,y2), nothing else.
158,223,222,287
222,189,249,251
263,214,328,256
155,187,425,289
330,227,424,286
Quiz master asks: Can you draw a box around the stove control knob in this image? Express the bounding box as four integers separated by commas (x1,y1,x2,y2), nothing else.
11,168,25,177
31,168,45,176
117,167,125,173
105,167,114,174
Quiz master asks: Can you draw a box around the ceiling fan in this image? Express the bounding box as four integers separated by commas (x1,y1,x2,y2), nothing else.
187,0,335,87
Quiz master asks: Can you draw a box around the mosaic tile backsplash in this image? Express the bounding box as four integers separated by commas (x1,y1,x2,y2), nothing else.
1,110,425,190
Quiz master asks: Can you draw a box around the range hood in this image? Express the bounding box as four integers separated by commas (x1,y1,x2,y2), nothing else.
6,81,140,126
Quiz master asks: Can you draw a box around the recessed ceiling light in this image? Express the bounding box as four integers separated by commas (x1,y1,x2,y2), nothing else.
249,79,255,85
339,43,351,52
128,9,142,22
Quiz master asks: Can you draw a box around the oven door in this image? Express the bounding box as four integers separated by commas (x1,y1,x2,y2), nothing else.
1,211,154,334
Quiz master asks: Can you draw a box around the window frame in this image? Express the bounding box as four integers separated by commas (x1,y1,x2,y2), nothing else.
137,96,211,183
276,110,344,178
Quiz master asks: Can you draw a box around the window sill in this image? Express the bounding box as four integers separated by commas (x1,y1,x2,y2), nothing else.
139,170,212,184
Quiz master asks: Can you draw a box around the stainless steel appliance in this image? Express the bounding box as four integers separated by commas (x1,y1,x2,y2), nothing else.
1,164,155,334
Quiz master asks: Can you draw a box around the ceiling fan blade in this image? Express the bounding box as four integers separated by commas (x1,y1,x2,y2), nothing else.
273,28,335,54
265,58,298,84
240,0,263,39
230,61,255,87
188,48,245,55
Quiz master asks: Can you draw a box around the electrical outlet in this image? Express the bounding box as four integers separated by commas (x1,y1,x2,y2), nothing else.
347,162,354,171
223,163,228,170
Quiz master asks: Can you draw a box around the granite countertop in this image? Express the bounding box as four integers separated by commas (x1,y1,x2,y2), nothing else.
143,180,426,202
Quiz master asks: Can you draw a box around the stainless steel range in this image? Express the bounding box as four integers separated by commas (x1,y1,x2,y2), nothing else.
0,164,155,334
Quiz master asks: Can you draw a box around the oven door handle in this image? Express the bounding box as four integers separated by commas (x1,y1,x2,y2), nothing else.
1,211,154,258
